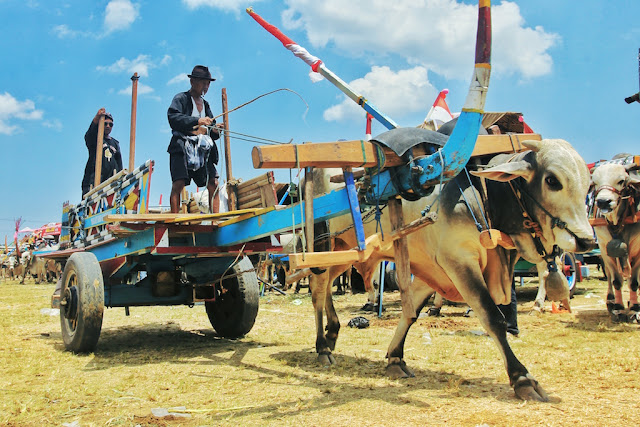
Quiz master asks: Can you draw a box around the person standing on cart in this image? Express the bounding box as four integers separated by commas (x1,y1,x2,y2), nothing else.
82,108,123,196
167,65,222,213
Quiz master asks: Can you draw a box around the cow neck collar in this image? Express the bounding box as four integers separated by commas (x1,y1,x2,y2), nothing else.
606,184,640,236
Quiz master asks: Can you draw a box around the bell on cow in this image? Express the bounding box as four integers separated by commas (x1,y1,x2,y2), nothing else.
545,269,570,302
606,238,628,258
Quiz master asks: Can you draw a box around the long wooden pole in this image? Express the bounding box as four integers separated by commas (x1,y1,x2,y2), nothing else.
221,88,236,210
129,72,139,171
304,167,314,253
94,115,105,189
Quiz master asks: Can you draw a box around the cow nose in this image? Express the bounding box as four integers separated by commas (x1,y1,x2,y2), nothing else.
575,236,597,253
596,198,613,211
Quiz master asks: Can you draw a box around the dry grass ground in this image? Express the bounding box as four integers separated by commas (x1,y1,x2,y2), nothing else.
1,267,639,426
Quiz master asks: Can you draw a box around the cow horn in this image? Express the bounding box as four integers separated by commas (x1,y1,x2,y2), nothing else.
624,163,640,173
521,140,543,152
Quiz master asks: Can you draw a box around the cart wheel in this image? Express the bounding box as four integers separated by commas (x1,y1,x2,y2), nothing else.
205,256,259,338
561,252,578,297
59,252,104,353
384,263,399,291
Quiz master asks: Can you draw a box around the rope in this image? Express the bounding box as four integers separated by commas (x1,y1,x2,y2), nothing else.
464,167,490,230
211,88,309,122
421,149,445,217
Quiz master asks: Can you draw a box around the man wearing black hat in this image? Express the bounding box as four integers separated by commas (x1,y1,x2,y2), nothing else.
167,65,222,213
82,107,123,196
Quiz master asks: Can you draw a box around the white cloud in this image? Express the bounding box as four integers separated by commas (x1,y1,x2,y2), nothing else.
0,92,44,136
282,0,559,80
97,54,169,77
104,0,139,33
182,0,260,12
168,74,189,85
323,66,436,123
52,24,83,39
43,119,63,132
118,82,155,96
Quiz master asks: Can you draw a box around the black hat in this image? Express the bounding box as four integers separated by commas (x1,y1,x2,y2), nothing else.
104,112,113,121
188,65,215,81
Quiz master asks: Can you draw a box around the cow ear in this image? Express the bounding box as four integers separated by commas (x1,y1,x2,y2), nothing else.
470,160,534,182
628,170,640,186
521,140,544,152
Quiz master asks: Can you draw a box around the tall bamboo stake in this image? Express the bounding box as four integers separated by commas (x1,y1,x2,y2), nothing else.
221,88,236,210
94,115,105,189
129,72,139,171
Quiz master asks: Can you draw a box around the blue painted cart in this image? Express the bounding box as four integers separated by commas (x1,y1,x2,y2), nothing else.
39,0,493,353
39,102,487,353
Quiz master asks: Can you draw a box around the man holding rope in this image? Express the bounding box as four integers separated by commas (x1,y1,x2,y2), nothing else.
167,65,223,213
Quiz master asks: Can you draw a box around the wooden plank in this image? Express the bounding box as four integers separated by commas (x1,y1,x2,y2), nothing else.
287,210,437,269
253,140,386,169
472,133,541,158
237,188,263,204
104,209,264,224
237,172,272,190
252,134,541,170
83,169,128,200
237,178,271,196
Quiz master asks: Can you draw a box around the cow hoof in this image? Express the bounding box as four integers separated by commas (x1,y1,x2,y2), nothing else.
426,307,441,317
530,304,544,315
514,374,549,402
611,305,628,323
361,302,375,312
317,352,336,366
386,359,415,379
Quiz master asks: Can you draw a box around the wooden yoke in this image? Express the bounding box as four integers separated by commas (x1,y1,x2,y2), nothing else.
94,115,105,189
252,134,541,170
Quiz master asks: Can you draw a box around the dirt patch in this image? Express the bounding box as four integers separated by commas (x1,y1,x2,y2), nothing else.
1,268,638,426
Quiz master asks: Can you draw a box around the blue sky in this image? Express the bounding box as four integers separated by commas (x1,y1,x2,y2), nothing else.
1,0,639,242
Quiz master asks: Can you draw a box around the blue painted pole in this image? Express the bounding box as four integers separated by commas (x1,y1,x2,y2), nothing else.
343,169,366,251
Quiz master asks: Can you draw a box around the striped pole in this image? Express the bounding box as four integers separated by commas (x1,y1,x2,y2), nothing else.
246,7,398,130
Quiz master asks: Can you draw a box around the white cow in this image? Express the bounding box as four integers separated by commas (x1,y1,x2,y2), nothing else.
306,139,595,401
590,162,640,322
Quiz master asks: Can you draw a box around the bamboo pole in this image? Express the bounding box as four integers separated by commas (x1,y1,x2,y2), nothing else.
94,115,105,189
221,88,237,210
304,167,314,252
129,72,139,171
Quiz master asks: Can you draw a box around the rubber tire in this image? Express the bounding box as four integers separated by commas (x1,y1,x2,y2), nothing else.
205,256,259,338
384,263,400,292
59,252,104,353
561,252,578,297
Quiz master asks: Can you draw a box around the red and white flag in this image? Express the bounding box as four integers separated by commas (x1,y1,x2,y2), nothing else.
424,89,454,129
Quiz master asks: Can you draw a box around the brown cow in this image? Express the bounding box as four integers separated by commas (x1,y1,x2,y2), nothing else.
307,139,595,401
590,162,640,322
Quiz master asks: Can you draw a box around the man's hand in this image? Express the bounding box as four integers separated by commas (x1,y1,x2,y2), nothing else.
198,117,213,126
192,125,208,136
94,107,106,123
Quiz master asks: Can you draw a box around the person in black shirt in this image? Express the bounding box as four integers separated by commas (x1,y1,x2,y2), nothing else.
81,108,123,196
167,65,221,213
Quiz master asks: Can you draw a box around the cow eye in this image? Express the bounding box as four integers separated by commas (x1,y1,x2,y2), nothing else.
545,175,562,191
618,179,625,186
